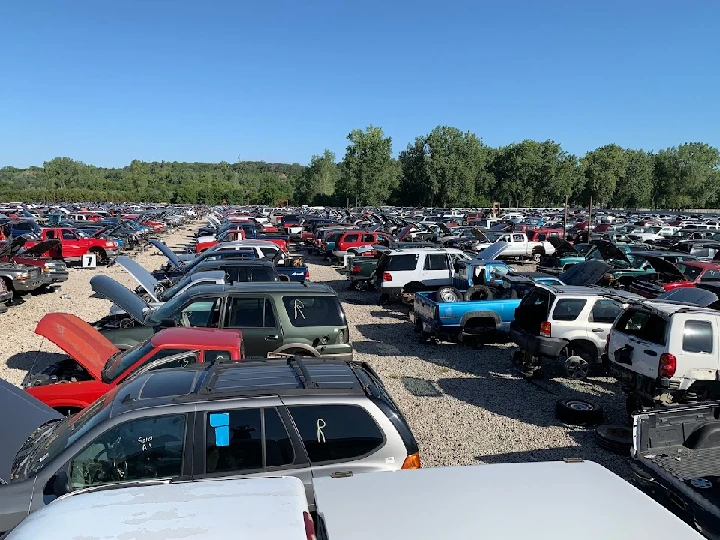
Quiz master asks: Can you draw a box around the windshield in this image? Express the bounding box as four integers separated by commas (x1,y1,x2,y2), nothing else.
102,340,154,381
162,272,196,299
11,397,111,482
677,263,702,281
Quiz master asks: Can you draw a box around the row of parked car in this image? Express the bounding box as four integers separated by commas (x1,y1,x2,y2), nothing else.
0,205,716,538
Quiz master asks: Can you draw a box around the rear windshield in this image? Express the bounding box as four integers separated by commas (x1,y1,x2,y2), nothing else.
385,254,418,271
282,295,345,327
615,309,667,345
677,263,702,281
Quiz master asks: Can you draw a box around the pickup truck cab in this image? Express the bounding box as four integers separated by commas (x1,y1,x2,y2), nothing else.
23,312,244,414
374,247,472,303
332,230,391,262
24,227,119,264
476,233,555,262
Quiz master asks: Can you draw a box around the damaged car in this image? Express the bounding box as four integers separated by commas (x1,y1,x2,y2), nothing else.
0,237,68,288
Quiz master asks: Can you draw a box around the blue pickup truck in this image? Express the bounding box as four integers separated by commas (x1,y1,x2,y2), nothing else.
411,270,562,346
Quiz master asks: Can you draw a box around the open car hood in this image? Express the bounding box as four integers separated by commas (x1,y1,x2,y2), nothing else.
592,240,629,263
22,239,60,257
559,260,612,286
547,237,577,255
476,241,509,261
397,225,414,242
0,236,27,258
90,275,150,324
0,378,63,482
35,313,119,380
150,239,182,269
657,286,719,308
116,256,159,302
644,256,686,281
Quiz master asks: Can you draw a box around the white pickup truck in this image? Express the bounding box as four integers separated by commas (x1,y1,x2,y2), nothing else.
476,233,556,262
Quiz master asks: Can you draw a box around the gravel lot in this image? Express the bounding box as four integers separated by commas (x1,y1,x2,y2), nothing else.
305,252,633,479
0,226,632,480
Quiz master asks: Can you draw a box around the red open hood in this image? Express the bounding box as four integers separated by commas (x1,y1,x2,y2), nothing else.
34,313,119,380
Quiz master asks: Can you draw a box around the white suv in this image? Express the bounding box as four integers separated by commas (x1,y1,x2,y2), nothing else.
374,248,471,302
511,285,638,379
607,301,720,415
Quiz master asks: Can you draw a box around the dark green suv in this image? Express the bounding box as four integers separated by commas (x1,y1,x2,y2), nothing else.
91,276,352,359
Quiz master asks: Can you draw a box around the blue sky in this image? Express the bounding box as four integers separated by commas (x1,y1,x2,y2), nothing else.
1,1,718,167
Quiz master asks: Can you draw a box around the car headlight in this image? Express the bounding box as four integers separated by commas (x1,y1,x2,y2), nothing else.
16,273,29,280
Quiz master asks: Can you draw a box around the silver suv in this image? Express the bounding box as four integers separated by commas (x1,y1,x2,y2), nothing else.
510,285,639,379
0,357,419,532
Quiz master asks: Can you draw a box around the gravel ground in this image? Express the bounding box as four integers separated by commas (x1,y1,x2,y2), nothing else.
304,251,633,479
0,226,632,480
0,223,200,387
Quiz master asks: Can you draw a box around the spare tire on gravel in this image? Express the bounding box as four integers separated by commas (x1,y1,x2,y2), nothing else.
555,398,604,426
464,285,494,301
436,286,462,303
596,424,633,455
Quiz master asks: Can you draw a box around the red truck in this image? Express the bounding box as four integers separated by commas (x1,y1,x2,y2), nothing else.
24,227,120,264
23,313,245,415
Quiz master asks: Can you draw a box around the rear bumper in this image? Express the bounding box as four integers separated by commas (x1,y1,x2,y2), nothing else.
607,357,669,401
510,327,566,358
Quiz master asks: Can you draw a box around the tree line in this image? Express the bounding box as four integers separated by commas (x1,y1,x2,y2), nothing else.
1,126,719,209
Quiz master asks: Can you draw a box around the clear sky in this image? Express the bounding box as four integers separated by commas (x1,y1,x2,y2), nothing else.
1,0,718,167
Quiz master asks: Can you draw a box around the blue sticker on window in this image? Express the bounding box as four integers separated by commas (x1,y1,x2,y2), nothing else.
209,413,230,447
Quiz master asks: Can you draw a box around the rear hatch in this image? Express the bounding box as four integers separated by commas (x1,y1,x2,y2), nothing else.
608,306,669,379
511,287,553,334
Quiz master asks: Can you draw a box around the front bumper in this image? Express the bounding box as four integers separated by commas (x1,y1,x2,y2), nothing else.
13,275,44,292
510,326,566,358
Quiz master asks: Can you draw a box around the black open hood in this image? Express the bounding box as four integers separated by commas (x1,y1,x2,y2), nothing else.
591,240,629,263
657,286,719,308
23,239,61,257
0,237,27,258
547,237,577,255
559,260,612,286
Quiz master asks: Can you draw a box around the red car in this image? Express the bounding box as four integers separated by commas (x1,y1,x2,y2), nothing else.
629,260,720,298
24,227,120,264
24,313,244,414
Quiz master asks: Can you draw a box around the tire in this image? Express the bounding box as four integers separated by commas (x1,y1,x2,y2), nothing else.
464,285,494,301
559,343,596,380
436,286,462,303
555,398,604,426
596,424,632,455
89,248,108,264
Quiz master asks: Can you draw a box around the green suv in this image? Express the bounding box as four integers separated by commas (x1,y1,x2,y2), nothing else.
91,276,352,359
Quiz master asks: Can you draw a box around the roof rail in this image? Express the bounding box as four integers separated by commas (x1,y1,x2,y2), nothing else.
288,355,319,388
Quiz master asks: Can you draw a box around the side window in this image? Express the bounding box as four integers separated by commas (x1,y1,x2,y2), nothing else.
179,297,222,328
701,270,720,282
552,299,587,321
424,254,449,271
683,320,713,354
226,267,249,283
286,405,384,464
226,297,275,328
537,233,546,241
204,350,233,363
61,230,78,240
362,234,375,242
69,415,185,490
385,254,418,271
590,300,622,324
45,230,56,239
343,234,359,243
205,408,293,474
513,234,524,242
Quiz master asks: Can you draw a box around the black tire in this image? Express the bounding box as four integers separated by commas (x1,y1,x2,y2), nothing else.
436,286,462,303
559,343,596,380
464,285,494,301
555,398,604,426
596,424,632,455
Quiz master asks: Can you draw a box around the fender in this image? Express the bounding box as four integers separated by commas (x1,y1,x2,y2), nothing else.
459,311,501,327
272,343,321,357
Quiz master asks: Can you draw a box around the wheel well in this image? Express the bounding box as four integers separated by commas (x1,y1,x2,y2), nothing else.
565,339,599,361
273,344,320,357
403,281,423,293
1,276,12,291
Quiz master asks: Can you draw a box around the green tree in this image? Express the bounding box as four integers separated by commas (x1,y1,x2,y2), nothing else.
614,149,653,208
338,126,397,206
296,150,339,204
653,143,720,209
43,157,81,200
581,144,627,206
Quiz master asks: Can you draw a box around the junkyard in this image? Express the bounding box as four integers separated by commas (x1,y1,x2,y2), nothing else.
0,205,719,538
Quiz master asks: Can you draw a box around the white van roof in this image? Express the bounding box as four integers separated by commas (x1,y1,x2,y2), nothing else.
314,461,701,539
6,477,309,540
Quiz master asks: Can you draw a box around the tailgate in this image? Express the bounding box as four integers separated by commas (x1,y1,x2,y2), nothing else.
413,292,437,323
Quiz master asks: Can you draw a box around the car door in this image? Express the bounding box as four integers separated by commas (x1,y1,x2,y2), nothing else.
222,295,281,356
60,229,83,258
195,402,312,503
586,299,623,351
421,253,451,286
610,308,668,378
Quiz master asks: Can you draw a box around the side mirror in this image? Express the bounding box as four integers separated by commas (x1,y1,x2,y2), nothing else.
45,471,69,497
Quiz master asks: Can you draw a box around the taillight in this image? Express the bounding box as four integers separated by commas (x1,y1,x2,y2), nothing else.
303,511,316,540
401,452,421,469
383,272,392,281
659,353,676,378
305,270,310,279
352,265,361,273
540,321,551,337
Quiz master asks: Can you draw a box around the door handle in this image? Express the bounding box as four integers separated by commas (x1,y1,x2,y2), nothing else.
265,334,279,341
643,349,658,356
591,328,604,333
330,471,354,478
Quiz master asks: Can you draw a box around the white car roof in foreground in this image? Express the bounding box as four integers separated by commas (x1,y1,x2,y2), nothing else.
314,461,701,540
6,477,308,540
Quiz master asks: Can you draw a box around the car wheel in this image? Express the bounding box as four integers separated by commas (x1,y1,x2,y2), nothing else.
559,344,595,380
464,285,493,301
532,252,542,263
436,286,461,303
555,398,604,426
596,424,632,454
